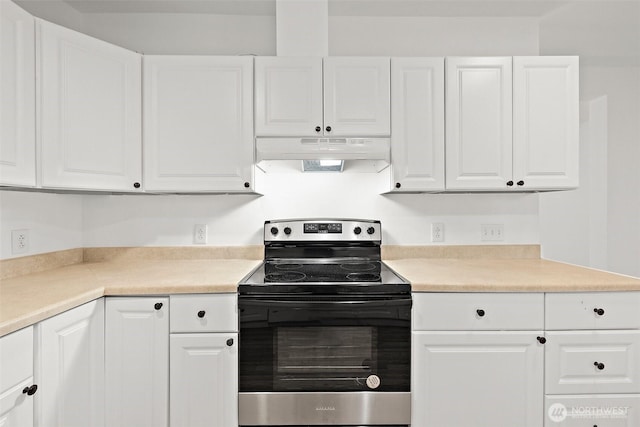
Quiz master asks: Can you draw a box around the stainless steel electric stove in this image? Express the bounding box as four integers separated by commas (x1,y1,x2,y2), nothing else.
238,219,411,427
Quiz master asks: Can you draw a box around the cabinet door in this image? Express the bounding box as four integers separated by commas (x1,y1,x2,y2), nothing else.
144,56,254,192
323,57,390,136
170,333,237,427
37,20,142,192
412,331,543,427
0,327,35,427
36,299,104,427
446,57,513,190
255,57,323,137
513,56,579,190
0,1,36,187
390,58,445,192
105,298,168,427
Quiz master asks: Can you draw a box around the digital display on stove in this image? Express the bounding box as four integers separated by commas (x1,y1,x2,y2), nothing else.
304,223,342,234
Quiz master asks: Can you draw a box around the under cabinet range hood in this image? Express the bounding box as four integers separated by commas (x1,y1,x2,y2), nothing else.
255,137,391,172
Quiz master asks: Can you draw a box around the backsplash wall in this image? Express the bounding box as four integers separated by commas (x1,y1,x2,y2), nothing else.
0,190,83,259
81,170,539,248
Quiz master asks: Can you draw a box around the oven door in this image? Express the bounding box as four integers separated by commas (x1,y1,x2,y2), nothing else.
238,295,411,426
239,296,411,393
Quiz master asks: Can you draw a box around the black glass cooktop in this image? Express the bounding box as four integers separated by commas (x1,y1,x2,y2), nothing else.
239,259,410,295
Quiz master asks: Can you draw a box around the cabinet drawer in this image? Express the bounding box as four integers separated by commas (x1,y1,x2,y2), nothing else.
0,326,33,392
412,293,544,330
545,394,640,426
545,331,640,394
546,292,640,330
170,294,237,333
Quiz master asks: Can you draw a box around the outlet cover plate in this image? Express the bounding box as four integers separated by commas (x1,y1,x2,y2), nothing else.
481,224,504,241
431,223,444,242
11,229,29,254
194,224,207,245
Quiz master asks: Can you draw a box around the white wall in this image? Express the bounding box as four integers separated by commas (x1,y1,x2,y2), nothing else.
0,191,83,259
82,170,540,247
80,13,276,55
539,97,607,269
329,16,539,56
538,1,640,278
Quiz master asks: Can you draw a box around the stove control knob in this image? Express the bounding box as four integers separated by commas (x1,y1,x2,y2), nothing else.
367,227,375,235
270,227,279,236
354,226,362,235
284,227,292,235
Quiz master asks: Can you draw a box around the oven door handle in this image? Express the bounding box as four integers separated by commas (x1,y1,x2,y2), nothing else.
239,298,412,308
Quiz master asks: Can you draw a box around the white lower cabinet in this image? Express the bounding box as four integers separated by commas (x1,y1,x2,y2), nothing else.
0,326,35,427
543,292,640,427
169,293,238,427
105,297,169,427
35,299,105,427
412,293,545,427
169,333,238,427
412,331,544,426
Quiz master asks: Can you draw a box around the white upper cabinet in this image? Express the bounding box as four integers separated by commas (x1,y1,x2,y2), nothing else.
445,56,579,191
255,57,390,137
143,56,254,192
37,20,142,192
0,1,36,187
324,57,390,136
513,56,579,190
446,57,513,191
254,57,323,136
390,57,445,192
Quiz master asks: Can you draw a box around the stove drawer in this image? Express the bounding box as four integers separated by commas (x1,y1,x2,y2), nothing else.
545,330,640,394
170,294,237,333
412,293,544,331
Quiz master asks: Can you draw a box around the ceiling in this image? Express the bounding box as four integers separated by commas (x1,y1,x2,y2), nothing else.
51,0,571,17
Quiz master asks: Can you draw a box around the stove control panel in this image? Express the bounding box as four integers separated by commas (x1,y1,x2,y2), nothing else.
264,219,381,242
304,223,342,234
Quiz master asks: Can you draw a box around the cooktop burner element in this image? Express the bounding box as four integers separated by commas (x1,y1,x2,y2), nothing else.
346,272,381,282
239,219,410,295
265,271,307,282
340,262,376,272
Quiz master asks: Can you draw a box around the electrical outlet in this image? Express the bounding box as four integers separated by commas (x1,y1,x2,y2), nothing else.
11,229,29,254
481,224,504,241
431,223,444,242
194,224,207,245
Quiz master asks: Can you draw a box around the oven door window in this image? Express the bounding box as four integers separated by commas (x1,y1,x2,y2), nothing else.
239,298,410,393
276,326,375,391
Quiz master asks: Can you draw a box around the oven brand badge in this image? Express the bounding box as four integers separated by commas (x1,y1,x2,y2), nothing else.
366,374,381,389
315,406,336,411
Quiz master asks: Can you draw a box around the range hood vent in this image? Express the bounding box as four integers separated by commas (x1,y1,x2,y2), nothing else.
255,137,390,173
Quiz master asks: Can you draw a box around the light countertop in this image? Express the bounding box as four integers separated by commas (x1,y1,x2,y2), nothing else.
0,259,261,337
386,258,640,292
3,246,640,338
